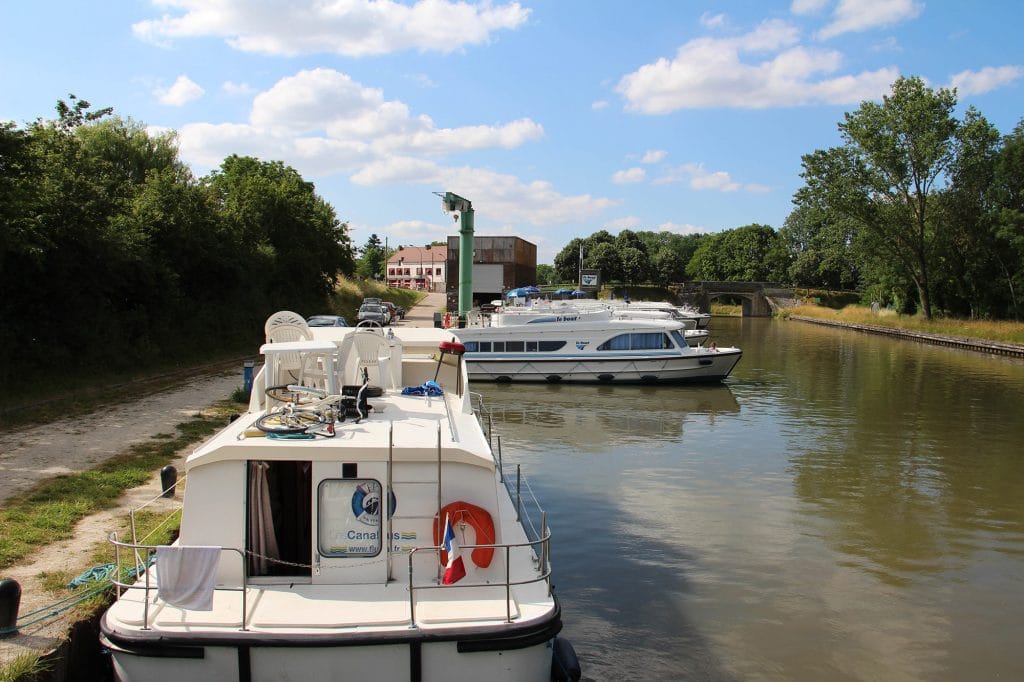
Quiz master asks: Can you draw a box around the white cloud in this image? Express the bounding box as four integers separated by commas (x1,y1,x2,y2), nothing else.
246,68,543,155
156,75,204,106
616,19,898,112
657,221,704,235
612,167,646,184
700,12,726,29
791,0,829,15
592,100,610,110
407,73,437,88
605,216,642,230
174,67,614,228
642,150,668,164
133,0,530,57
817,0,923,40
222,81,254,95
653,163,768,194
949,65,1024,96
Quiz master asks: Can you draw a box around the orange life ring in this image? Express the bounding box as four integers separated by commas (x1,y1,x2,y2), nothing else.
443,312,452,328
434,501,496,568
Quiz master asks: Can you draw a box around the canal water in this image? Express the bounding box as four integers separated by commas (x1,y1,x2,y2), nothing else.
476,317,1024,681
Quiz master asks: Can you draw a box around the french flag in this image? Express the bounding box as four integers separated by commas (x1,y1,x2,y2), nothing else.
441,513,467,585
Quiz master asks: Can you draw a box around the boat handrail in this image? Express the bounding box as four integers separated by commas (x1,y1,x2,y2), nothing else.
107,531,249,631
106,530,550,631
407,528,552,626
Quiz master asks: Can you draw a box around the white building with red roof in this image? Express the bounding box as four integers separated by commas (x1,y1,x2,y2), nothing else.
386,244,447,291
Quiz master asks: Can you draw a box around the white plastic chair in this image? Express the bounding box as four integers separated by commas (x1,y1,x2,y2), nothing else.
264,311,313,384
351,329,395,389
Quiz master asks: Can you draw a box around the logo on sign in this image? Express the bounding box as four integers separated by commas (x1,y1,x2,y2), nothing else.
351,483,397,525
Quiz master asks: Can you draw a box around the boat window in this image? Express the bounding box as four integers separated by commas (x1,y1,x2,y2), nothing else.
670,330,687,348
317,479,383,558
479,342,491,352
463,341,478,352
506,341,525,352
538,341,566,352
493,342,505,352
597,332,672,351
525,341,538,352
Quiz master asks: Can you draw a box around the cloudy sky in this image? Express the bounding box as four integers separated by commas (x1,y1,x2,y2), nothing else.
3,1,1022,262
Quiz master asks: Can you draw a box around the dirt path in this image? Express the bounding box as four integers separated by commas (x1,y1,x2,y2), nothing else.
0,295,442,668
0,371,242,506
0,370,242,667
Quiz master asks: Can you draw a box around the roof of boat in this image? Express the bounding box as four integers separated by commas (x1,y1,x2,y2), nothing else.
186,325,494,471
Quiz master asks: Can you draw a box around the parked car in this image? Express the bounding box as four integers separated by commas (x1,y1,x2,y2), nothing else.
306,314,348,327
356,304,388,326
395,305,406,319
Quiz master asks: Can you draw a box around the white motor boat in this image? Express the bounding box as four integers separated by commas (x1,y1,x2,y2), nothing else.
100,318,580,682
453,317,741,384
472,301,709,347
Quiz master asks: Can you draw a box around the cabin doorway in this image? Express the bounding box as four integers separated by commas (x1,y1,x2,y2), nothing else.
247,460,312,577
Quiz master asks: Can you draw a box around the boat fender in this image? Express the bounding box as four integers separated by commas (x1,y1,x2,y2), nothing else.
550,636,582,682
438,340,466,355
434,501,496,568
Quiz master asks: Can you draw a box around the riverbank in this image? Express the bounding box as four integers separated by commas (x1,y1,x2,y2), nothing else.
790,315,1024,358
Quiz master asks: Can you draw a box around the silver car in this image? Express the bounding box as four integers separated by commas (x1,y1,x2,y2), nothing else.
357,304,388,325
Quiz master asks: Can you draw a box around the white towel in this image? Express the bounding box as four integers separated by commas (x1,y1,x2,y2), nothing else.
155,545,221,611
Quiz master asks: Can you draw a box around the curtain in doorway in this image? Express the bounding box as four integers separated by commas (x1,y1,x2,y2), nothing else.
248,461,280,574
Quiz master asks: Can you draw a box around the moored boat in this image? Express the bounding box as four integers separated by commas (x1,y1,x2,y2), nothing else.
454,317,741,384
100,316,580,682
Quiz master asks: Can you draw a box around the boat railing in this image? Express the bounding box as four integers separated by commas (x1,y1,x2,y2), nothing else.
107,531,550,631
107,532,249,632
406,529,552,626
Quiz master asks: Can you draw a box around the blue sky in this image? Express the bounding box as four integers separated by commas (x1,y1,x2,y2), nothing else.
3,1,1022,263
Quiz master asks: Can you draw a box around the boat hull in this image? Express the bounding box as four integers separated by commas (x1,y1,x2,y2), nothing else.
101,600,564,682
466,349,741,383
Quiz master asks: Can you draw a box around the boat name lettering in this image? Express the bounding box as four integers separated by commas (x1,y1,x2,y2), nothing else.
346,530,416,541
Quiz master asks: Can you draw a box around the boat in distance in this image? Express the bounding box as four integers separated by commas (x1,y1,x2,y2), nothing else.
100,314,581,682
453,317,741,384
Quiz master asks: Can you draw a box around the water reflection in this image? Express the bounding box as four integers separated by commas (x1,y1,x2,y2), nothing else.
476,317,1024,681
483,382,739,449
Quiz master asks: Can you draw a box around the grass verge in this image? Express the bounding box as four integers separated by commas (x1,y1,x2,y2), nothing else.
0,653,49,682
0,401,241,571
781,303,1024,345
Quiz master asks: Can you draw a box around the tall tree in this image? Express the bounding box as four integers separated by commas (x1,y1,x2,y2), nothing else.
990,120,1024,318
798,76,959,319
357,234,385,280
779,204,860,289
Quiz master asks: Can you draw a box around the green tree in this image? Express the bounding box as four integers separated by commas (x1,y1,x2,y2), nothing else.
536,263,556,285
651,247,688,283
203,155,353,303
553,237,585,283
779,204,860,289
798,76,959,319
932,108,1004,317
586,241,622,282
990,120,1024,318
357,234,386,280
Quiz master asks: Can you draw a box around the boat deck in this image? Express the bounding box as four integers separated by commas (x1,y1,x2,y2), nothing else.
105,579,553,635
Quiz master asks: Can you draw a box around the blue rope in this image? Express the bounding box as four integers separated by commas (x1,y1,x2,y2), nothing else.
0,559,152,635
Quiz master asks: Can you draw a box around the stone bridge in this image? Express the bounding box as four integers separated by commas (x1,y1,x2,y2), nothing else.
672,281,795,317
